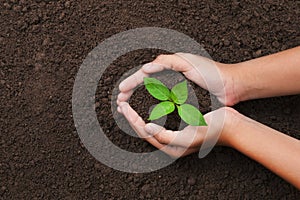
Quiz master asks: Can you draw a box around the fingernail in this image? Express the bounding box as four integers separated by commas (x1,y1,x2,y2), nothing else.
142,63,152,71
120,102,128,115
145,123,161,135
119,82,125,91
117,106,122,113
145,124,154,134
117,93,123,102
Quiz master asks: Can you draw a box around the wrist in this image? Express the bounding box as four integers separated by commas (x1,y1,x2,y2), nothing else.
217,107,246,147
216,62,241,106
232,61,263,103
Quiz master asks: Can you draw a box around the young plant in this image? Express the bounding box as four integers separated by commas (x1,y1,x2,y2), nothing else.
144,77,207,126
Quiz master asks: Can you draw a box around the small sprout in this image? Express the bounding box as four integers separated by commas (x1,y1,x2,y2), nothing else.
144,77,207,126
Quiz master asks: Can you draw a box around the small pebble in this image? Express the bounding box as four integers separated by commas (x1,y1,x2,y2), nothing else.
94,163,101,169
42,37,50,46
34,63,42,71
253,10,260,17
211,38,218,46
223,40,230,46
272,41,280,48
102,98,108,104
22,7,27,12
233,41,240,47
65,1,71,8
95,102,100,108
187,177,196,185
59,12,65,20
179,190,185,196
255,49,262,56
84,182,91,189
35,52,45,61
141,184,151,192
211,15,219,22
270,115,277,121
12,5,22,11
3,3,12,9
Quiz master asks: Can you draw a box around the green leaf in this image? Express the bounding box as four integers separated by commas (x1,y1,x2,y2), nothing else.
177,104,207,126
149,101,175,120
144,77,170,101
170,80,188,104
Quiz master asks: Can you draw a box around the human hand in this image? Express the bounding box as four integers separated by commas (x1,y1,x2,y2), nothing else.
116,50,300,187
116,53,240,157
118,53,239,107
117,53,241,157
118,102,238,158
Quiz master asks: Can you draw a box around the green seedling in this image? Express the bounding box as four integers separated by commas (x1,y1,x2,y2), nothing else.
144,77,207,126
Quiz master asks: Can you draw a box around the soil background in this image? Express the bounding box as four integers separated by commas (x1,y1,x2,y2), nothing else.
1,0,300,199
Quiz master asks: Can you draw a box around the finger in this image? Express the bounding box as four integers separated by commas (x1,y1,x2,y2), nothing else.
117,106,122,113
176,53,224,93
119,102,147,137
141,62,166,73
117,91,133,104
144,54,192,73
160,145,199,158
119,54,193,93
119,102,165,149
120,102,200,157
119,61,168,93
119,69,148,92
145,123,207,148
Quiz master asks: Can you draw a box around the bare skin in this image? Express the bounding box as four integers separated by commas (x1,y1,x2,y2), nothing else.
117,46,300,189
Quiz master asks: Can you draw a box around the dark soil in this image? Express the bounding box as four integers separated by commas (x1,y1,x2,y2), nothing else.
1,0,300,199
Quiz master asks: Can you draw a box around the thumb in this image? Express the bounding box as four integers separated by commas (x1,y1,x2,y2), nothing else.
145,123,165,135
142,54,193,74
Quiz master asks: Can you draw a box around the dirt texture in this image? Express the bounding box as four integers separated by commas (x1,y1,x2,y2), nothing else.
1,0,300,199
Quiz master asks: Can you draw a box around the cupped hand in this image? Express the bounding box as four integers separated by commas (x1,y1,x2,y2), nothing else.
118,101,238,158
116,53,240,157
118,53,239,107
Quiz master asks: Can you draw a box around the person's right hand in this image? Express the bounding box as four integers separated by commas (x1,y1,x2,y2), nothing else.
118,53,240,106
118,101,240,158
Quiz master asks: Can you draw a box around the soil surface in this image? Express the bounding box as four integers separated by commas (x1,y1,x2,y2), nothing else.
1,0,300,199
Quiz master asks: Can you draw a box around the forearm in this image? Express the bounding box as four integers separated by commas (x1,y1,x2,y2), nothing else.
227,114,300,189
234,46,300,102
